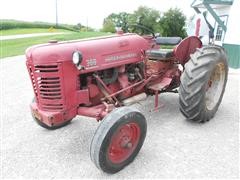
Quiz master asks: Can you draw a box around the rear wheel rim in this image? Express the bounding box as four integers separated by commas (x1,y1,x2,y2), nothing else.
108,122,141,164
205,62,226,111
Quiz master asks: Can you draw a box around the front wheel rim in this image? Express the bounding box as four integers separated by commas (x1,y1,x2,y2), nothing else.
205,62,226,111
107,122,141,164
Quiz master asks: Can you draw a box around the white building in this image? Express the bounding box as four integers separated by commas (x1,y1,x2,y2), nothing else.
190,0,240,68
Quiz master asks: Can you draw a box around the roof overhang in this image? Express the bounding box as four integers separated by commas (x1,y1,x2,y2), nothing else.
191,0,233,32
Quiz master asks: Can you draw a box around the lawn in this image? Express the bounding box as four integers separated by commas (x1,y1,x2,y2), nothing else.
0,28,71,36
1,31,111,58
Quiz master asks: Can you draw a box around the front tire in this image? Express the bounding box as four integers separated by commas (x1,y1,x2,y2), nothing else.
179,46,228,123
90,107,147,174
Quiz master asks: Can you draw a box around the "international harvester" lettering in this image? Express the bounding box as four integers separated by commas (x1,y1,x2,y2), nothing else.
105,53,138,62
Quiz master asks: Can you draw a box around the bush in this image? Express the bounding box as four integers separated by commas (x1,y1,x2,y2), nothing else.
0,19,78,32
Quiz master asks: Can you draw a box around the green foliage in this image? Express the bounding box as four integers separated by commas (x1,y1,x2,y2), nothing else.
128,6,161,34
109,12,130,32
0,28,70,36
102,12,130,33
0,19,92,32
102,7,161,34
159,8,187,38
102,18,116,33
102,6,187,38
72,23,95,32
72,23,82,31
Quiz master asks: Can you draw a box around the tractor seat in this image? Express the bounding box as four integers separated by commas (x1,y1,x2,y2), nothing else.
146,49,174,61
156,37,182,45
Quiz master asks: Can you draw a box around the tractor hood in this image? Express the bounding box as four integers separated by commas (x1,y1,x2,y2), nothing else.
26,33,149,72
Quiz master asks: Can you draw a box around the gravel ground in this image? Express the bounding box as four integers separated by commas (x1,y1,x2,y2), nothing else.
1,55,239,179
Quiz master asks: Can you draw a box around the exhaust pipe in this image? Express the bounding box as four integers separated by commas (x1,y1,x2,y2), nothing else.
122,93,147,106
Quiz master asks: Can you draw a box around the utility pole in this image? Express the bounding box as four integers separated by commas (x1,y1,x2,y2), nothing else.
86,17,88,31
55,0,58,27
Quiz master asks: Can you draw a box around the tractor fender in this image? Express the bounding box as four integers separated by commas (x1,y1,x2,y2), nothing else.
174,36,202,65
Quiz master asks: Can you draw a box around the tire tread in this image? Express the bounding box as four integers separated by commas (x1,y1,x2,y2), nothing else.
179,45,228,123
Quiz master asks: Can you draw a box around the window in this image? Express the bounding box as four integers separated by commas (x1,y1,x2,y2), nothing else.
215,24,223,41
214,15,228,42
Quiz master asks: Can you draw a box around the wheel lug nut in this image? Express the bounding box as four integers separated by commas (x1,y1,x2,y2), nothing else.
126,142,132,148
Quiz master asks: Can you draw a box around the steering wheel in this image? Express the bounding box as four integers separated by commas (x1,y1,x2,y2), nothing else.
126,24,157,38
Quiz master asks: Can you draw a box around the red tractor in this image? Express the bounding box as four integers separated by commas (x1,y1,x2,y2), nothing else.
26,26,228,173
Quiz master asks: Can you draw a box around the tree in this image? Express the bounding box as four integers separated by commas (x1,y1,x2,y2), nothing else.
102,18,115,33
102,12,130,33
159,8,187,38
109,12,130,32
101,6,188,37
128,6,161,34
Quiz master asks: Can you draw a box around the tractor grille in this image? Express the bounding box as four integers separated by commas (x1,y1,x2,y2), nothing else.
27,63,65,111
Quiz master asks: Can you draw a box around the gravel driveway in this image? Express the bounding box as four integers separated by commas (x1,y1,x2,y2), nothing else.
1,55,239,179
0,32,67,40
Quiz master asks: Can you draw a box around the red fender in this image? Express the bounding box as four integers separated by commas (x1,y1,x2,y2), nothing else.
174,36,202,65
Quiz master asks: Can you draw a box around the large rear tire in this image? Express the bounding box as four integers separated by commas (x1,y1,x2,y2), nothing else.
90,106,147,174
179,46,228,123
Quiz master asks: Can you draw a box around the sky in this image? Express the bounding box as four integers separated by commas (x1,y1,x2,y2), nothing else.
0,0,196,29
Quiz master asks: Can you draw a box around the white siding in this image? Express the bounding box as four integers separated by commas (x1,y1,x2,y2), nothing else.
224,0,240,45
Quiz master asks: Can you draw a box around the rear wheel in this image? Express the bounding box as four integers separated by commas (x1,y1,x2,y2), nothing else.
179,46,228,123
90,106,147,173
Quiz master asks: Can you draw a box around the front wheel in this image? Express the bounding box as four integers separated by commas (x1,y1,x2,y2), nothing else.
179,45,228,123
90,107,147,173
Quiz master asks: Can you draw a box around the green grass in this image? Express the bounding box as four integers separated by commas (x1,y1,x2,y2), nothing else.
1,31,111,58
160,45,174,49
0,28,71,36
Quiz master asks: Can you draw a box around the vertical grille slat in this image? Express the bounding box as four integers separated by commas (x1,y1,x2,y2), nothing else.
27,65,38,98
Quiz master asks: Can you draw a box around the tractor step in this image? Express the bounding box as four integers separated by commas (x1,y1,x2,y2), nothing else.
147,77,172,91
148,77,172,111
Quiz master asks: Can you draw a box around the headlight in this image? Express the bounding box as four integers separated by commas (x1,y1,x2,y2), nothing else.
72,51,82,65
